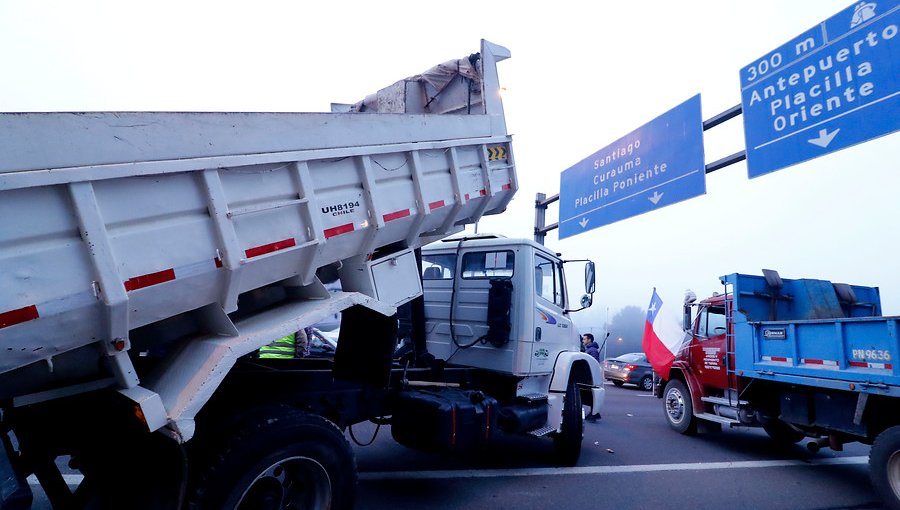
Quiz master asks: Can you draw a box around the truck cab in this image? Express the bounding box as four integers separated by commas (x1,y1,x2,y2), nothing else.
394,234,605,465
420,234,593,376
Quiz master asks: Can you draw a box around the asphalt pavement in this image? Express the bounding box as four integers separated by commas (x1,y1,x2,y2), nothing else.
26,383,884,509
353,383,882,510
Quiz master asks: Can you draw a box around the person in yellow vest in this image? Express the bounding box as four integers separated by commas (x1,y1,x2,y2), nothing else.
259,328,310,358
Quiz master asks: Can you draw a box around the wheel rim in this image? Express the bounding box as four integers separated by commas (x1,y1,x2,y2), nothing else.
642,377,653,391
665,387,685,424
887,449,900,500
236,456,332,510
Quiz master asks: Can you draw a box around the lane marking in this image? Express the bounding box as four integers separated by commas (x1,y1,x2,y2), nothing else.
357,456,867,480
28,474,84,485
28,456,868,486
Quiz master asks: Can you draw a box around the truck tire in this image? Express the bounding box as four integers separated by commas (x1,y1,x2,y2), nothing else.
187,409,356,510
639,375,653,391
612,380,624,387
870,425,900,510
663,379,697,435
553,379,583,466
763,419,804,445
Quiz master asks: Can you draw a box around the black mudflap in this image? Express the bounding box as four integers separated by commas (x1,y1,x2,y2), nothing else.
391,388,498,452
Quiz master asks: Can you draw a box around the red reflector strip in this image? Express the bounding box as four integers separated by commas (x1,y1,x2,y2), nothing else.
464,193,470,201
762,356,790,362
502,183,512,190
324,223,355,239
245,238,296,259
479,189,487,196
428,200,445,210
0,304,39,329
801,358,838,366
850,361,893,369
124,268,176,292
214,257,223,268
383,209,411,222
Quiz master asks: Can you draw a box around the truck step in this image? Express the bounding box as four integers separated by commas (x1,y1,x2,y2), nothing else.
696,412,741,425
702,396,748,406
519,393,549,404
527,425,556,437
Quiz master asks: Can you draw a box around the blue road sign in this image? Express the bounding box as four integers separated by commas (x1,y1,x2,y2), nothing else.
558,94,706,240
741,0,900,178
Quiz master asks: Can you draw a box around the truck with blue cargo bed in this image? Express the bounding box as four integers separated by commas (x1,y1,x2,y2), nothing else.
657,270,900,509
0,40,604,510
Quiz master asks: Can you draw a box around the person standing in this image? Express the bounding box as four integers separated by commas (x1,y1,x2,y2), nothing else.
581,333,602,422
581,333,601,363
259,328,311,358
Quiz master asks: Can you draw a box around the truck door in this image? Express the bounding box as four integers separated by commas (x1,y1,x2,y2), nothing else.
532,253,574,373
689,303,728,391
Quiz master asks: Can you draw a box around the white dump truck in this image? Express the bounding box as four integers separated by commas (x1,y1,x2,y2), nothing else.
0,40,603,510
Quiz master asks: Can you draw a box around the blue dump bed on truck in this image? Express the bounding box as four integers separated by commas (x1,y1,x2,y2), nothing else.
727,273,900,396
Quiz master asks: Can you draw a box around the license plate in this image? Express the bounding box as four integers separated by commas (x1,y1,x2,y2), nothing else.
610,364,618,370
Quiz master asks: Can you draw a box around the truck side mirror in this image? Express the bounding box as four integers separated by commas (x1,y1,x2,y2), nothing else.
683,304,692,331
584,261,596,294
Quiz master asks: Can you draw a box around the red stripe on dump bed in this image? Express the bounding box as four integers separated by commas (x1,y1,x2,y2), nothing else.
802,358,838,366
383,209,411,222
850,361,893,369
429,200,445,210
324,223,355,239
245,238,296,259
0,305,39,329
124,268,176,292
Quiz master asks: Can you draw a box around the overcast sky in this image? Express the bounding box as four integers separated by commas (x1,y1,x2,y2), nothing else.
2,1,897,331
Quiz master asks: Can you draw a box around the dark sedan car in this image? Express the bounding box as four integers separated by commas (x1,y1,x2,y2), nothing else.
603,352,654,390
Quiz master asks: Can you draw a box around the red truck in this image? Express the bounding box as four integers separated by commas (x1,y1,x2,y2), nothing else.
656,271,900,509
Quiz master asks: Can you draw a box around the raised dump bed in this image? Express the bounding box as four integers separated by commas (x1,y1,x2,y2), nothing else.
0,40,517,397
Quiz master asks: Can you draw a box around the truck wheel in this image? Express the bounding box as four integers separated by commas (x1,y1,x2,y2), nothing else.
187,409,356,510
639,375,653,391
870,425,900,510
663,379,697,435
763,419,804,445
553,379,583,466
612,380,624,387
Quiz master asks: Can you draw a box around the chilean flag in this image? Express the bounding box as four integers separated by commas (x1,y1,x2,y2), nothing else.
642,288,687,380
